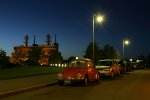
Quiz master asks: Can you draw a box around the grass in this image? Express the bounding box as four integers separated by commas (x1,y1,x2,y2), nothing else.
0,65,65,80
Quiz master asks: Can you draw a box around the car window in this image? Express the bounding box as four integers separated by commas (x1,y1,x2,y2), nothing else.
98,61,112,66
69,60,86,67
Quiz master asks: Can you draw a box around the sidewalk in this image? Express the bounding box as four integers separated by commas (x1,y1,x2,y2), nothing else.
0,74,57,94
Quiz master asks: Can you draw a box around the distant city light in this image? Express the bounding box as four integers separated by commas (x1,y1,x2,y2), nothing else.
58,64,61,67
130,59,133,62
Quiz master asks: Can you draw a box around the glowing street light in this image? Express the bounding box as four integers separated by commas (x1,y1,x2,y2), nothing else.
96,16,104,22
124,40,129,45
123,39,130,60
92,14,104,61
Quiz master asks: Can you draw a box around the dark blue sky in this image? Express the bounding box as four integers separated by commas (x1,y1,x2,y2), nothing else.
0,0,150,59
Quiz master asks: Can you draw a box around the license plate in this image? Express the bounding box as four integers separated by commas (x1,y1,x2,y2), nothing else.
64,80,71,84
99,70,108,74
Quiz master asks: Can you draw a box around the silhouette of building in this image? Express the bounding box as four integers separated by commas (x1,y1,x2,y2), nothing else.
10,34,59,65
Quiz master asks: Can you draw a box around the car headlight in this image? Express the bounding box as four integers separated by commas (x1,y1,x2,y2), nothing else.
76,72,82,79
57,73,63,79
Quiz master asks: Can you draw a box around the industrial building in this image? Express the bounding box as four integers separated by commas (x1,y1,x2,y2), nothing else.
10,34,60,65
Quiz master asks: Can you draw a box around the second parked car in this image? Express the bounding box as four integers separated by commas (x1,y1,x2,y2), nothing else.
96,59,121,78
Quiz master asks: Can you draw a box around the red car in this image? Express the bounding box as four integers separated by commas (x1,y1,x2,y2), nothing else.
57,57,100,86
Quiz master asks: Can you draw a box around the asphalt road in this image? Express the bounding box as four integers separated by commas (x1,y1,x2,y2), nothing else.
2,69,150,100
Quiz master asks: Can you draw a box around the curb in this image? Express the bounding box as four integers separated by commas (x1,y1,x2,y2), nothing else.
0,81,57,99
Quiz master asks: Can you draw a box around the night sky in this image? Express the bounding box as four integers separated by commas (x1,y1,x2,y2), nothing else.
0,0,150,59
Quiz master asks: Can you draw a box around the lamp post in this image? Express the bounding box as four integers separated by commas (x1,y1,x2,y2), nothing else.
122,39,129,61
92,14,104,61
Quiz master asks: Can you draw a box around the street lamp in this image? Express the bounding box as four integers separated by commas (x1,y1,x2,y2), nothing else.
92,14,104,61
122,39,130,61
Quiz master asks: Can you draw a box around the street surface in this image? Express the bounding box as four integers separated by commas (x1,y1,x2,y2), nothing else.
2,69,150,100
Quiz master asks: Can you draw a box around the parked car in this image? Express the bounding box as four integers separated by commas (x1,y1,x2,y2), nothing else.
118,60,127,73
57,57,100,86
96,59,121,78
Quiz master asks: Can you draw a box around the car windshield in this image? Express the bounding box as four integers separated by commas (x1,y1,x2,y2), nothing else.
69,60,86,67
98,61,112,66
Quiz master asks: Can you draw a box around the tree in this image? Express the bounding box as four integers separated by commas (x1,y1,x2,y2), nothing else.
0,49,6,57
68,56,76,63
137,54,145,60
0,49,6,66
0,49,10,68
84,42,101,64
102,44,119,59
84,43,120,64
27,47,42,65
146,54,150,68
48,51,63,64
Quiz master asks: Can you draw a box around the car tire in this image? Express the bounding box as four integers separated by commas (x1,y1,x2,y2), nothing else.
117,70,120,76
95,73,100,83
124,68,126,73
83,75,88,87
58,81,64,86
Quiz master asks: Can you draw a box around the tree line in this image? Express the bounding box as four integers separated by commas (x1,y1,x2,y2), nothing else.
0,49,11,69
84,42,120,64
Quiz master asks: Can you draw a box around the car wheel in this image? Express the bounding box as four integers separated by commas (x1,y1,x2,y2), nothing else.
124,68,126,73
117,70,120,76
83,75,88,87
96,73,100,83
58,81,64,86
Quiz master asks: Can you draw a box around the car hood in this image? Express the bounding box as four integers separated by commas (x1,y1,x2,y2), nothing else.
61,67,86,78
96,65,110,69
